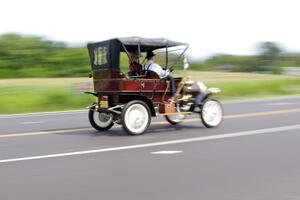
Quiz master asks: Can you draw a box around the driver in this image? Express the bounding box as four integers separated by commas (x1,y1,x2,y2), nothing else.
144,51,175,98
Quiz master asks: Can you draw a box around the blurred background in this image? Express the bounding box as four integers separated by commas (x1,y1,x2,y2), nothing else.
0,0,300,114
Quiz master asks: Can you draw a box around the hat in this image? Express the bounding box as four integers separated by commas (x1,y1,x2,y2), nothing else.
146,51,155,59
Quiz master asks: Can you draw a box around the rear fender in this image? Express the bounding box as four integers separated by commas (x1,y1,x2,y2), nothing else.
86,103,97,112
119,94,156,116
84,91,97,97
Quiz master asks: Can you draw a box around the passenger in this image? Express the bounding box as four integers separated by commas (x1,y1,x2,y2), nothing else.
128,51,143,74
144,51,176,98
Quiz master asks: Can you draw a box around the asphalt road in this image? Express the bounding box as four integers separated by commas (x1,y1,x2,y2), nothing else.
1,96,300,200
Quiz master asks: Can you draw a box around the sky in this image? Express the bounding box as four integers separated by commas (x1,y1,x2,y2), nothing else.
1,0,300,58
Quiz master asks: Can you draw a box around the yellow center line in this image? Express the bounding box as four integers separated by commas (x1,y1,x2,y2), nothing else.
0,128,92,138
0,108,300,139
224,108,300,119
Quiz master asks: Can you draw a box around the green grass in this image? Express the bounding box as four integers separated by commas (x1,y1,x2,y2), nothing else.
210,79,300,100
173,71,300,100
0,78,95,114
0,85,95,114
0,71,299,114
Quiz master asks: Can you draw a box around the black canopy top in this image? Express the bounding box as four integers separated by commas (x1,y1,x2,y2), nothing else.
87,37,188,71
118,36,187,51
88,36,188,52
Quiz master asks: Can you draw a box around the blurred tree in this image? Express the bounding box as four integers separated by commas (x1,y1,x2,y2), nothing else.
256,42,283,74
1,34,299,77
257,42,282,59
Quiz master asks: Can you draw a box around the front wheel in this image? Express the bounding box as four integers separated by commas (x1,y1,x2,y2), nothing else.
200,99,223,128
88,109,114,131
121,100,151,135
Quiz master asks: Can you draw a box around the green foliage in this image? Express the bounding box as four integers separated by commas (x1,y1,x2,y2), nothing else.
191,54,262,72
1,33,300,77
0,33,90,78
189,41,300,74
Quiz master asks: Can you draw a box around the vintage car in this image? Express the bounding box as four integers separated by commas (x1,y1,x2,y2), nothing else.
86,37,223,135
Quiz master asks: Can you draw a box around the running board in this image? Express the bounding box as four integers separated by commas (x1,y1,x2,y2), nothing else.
157,111,193,116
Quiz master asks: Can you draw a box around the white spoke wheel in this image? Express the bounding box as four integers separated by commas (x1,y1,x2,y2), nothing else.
88,109,114,131
121,100,151,135
200,99,223,128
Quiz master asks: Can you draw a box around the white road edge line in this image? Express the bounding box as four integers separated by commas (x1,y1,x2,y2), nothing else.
222,94,300,104
151,151,183,155
1,124,300,164
19,121,42,125
265,102,297,106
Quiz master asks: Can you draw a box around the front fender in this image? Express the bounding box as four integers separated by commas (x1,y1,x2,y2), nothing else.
195,88,221,105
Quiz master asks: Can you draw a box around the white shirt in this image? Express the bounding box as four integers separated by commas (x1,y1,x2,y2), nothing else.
143,60,170,78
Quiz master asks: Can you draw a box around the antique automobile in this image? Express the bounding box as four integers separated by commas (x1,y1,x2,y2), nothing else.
86,37,223,135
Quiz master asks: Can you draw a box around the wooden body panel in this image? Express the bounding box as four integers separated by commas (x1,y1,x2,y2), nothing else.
92,70,182,104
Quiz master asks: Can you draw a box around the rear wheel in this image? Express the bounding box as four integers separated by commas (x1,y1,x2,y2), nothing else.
165,104,185,125
88,109,114,131
200,99,223,128
121,100,151,135
165,114,185,125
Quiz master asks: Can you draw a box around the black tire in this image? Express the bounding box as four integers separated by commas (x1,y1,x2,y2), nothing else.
88,109,114,131
200,99,223,128
165,115,182,125
121,100,151,135
165,106,185,125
